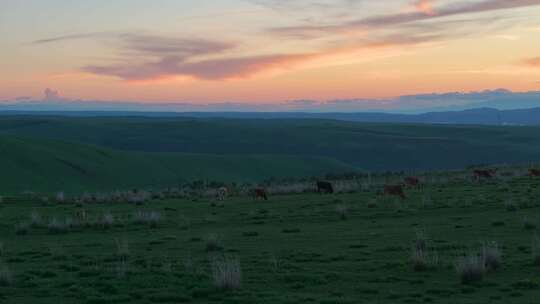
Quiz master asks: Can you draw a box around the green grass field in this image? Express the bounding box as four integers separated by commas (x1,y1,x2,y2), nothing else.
1,172,540,303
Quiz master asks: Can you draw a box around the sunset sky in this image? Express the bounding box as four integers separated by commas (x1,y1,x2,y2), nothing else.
2,0,540,106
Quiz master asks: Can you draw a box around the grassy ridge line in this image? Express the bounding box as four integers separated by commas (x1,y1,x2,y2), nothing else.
0,136,353,194
1,117,540,170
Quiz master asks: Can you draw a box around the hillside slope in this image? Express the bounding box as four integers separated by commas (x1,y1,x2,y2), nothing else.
1,117,540,171
0,136,353,193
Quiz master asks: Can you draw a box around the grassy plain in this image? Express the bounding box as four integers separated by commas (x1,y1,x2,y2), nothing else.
1,173,540,303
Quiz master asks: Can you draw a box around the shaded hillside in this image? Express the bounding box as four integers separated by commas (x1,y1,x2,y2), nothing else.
1,117,540,172
0,136,353,193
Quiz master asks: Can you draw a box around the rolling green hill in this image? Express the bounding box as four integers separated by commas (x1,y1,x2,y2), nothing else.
0,136,353,194
1,117,540,172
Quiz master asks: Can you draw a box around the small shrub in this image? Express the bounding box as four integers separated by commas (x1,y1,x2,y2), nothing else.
335,204,350,220
455,254,485,284
0,264,12,286
482,242,502,271
205,233,223,252
211,256,242,290
15,222,29,235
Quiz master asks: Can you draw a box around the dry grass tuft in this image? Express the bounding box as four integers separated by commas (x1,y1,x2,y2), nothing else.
455,254,485,284
211,256,242,290
335,204,350,220
205,233,223,252
482,242,502,271
0,264,13,286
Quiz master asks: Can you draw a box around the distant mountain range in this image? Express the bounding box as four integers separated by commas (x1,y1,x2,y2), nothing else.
2,88,539,113
1,107,540,125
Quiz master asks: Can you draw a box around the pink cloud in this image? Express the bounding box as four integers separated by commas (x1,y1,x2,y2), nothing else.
270,0,540,37
525,57,540,67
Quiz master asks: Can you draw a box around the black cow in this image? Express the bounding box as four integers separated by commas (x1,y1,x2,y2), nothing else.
317,181,334,194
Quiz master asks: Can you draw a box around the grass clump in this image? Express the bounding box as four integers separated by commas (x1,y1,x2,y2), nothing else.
0,264,13,286
30,211,42,228
410,230,438,272
335,204,350,220
48,218,68,234
115,238,130,260
133,211,161,228
522,217,537,230
211,256,242,290
504,199,518,212
101,212,115,229
15,222,29,235
532,236,540,266
482,242,502,271
455,254,485,284
205,233,223,252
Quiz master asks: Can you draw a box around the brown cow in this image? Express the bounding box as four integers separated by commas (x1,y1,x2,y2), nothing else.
529,169,540,177
384,184,406,200
473,169,497,181
253,188,268,201
404,176,421,188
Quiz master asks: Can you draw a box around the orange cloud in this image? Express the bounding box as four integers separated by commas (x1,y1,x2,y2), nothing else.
415,0,436,16
525,57,540,67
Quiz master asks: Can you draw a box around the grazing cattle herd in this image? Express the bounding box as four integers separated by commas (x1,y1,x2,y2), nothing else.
209,168,540,202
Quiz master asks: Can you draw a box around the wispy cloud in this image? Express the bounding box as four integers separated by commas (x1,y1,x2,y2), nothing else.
269,0,540,38
29,0,540,83
33,28,441,82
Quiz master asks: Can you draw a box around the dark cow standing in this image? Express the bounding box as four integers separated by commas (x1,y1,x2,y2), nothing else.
404,176,420,188
473,169,497,180
384,184,406,200
253,188,268,201
529,169,540,177
317,181,334,194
